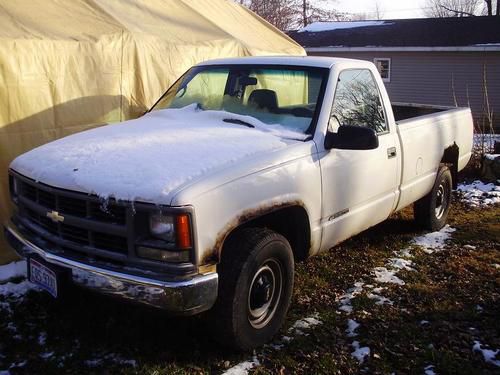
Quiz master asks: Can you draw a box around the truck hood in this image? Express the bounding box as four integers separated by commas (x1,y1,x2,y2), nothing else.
10,105,307,205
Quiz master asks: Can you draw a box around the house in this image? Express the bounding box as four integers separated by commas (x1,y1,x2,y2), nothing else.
289,16,500,131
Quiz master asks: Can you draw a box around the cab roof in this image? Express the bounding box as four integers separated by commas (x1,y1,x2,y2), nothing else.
196,55,370,69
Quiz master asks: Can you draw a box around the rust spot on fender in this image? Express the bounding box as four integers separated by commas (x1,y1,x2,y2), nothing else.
200,200,305,265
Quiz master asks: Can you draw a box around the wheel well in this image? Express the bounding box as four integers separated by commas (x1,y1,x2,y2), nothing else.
441,143,459,189
223,205,311,262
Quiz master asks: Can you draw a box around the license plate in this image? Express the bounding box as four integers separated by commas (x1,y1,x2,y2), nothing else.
29,259,58,298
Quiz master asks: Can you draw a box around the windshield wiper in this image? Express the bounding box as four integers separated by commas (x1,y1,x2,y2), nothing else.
223,118,255,128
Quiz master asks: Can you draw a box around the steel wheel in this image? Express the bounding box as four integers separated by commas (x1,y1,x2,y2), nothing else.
247,259,283,329
434,180,449,220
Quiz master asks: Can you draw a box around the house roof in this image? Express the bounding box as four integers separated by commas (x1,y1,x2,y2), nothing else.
288,16,500,50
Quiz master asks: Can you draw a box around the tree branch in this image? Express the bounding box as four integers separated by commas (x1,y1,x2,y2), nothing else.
439,4,476,16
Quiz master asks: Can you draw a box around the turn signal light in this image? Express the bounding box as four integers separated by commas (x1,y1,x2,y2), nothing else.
176,214,192,249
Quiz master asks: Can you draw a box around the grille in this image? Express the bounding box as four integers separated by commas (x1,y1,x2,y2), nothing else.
17,178,128,256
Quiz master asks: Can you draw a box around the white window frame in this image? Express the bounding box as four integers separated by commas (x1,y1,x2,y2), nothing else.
374,58,391,83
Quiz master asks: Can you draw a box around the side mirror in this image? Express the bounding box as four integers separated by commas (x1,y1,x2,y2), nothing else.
324,125,379,150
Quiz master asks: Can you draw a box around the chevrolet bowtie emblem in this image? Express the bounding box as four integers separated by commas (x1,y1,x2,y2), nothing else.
46,211,64,223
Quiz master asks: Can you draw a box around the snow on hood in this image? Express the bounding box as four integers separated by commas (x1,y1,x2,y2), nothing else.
10,104,306,203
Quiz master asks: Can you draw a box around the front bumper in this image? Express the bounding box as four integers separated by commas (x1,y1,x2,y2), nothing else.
4,223,218,315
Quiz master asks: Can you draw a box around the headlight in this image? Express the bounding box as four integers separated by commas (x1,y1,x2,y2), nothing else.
149,214,175,242
138,212,193,263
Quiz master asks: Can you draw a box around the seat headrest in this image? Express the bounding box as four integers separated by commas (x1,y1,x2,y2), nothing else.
248,89,278,112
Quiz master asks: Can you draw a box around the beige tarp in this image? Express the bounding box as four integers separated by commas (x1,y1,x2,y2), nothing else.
0,0,305,263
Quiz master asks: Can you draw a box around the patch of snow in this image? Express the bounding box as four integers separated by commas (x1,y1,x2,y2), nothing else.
351,341,370,363
475,305,483,312
464,245,477,250
269,343,284,350
84,358,103,367
420,320,430,325
373,267,405,285
0,280,40,298
394,247,413,258
473,341,500,367
0,370,10,375
337,282,365,314
9,361,27,370
346,319,360,337
413,225,456,254
0,261,26,282
367,292,393,305
0,301,10,312
485,153,500,160
290,313,322,335
107,354,137,367
84,354,136,368
457,181,500,207
38,332,47,346
40,351,54,360
339,304,353,313
222,355,260,375
424,364,436,375
10,104,305,204
299,21,391,33
233,313,323,371
6,322,17,333
388,257,414,271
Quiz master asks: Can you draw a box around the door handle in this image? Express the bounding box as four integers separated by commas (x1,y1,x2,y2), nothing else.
387,147,397,159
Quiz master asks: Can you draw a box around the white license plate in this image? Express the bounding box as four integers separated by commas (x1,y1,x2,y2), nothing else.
30,259,58,298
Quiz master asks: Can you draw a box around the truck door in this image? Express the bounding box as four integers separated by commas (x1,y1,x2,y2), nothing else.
319,68,400,251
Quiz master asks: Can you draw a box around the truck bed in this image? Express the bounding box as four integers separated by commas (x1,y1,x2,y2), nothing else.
393,104,474,211
392,102,451,122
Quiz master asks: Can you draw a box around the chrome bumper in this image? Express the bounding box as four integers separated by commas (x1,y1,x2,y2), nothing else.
4,223,218,315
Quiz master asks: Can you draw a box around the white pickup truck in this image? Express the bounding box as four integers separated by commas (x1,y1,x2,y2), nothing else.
5,56,473,350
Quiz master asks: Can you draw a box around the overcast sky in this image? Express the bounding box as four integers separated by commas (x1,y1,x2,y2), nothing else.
335,0,427,19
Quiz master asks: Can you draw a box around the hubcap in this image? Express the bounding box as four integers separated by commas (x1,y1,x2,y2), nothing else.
435,182,449,219
248,259,283,329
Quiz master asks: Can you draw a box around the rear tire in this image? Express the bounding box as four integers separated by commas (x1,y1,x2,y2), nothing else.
414,165,452,231
212,228,294,351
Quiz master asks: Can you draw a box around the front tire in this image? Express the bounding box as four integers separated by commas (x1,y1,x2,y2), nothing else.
212,228,294,351
414,165,453,231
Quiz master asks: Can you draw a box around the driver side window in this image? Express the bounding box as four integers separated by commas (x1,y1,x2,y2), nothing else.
329,69,387,134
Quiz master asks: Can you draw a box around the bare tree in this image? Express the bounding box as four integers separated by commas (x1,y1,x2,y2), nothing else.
350,12,370,20
302,0,341,26
239,0,342,30
424,0,483,16
373,1,385,19
240,0,298,30
424,0,499,16
483,0,499,15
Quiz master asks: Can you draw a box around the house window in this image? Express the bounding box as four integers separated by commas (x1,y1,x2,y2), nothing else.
374,58,391,82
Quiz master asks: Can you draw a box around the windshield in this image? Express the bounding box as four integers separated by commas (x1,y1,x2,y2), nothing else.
150,65,329,135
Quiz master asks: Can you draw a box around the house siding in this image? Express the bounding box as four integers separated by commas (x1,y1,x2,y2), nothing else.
310,51,500,131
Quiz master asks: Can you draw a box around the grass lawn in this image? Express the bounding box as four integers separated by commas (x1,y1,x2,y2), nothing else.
0,196,499,374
